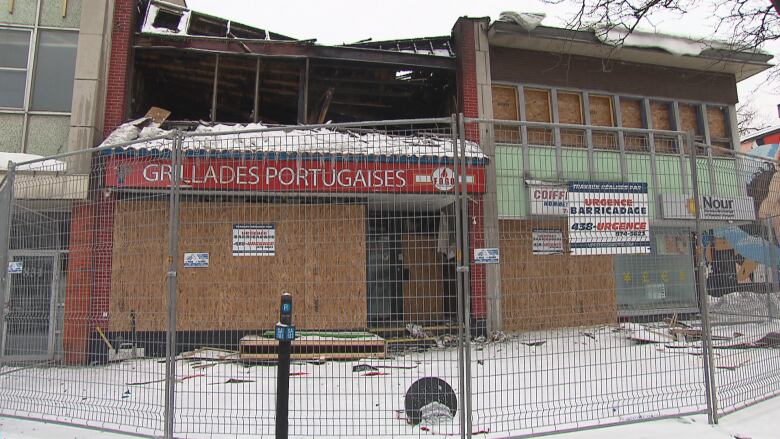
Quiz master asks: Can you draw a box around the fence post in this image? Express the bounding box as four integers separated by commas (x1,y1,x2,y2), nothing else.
0,163,16,359
163,132,183,438
687,133,719,424
764,217,779,320
450,114,467,439
457,113,473,437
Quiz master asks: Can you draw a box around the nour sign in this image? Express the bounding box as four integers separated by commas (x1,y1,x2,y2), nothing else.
568,181,650,255
661,194,755,221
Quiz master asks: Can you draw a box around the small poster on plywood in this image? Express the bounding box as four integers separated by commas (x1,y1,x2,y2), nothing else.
532,228,564,255
233,224,276,256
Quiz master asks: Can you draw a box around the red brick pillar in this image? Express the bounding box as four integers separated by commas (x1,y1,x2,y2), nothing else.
103,0,136,137
454,18,488,333
91,194,115,337
63,202,95,365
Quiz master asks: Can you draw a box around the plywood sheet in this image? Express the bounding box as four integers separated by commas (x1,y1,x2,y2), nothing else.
499,219,617,332
707,106,728,139
620,99,643,128
557,92,583,124
402,232,445,322
492,86,519,121
589,95,614,127
678,104,699,134
524,88,551,123
651,101,672,130
110,200,367,332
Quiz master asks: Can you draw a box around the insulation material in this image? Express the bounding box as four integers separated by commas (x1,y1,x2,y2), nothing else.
109,201,367,332
141,2,191,35
102,120,485,159
499,219,618,332
596,27,726,57
497,12,546,31
402,233,445,322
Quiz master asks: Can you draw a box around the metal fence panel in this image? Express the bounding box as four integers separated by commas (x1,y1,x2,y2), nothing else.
1,116,780,439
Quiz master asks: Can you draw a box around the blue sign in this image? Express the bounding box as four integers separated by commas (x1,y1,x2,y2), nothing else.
183,253,209,268
275,324,296,342
474,248,500,264
281,302,292,314
7,261,22,274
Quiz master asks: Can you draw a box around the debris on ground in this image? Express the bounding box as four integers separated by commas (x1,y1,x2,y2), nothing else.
523,340,546,347
289,372,308,377
406,324,428,339
490,331,507,343
436,335,458,348
353,364,379,373
362,371,389,377
178,347,239,362
404,377,457,425
420,401,454,424
620,322,678,344
580,331,596,340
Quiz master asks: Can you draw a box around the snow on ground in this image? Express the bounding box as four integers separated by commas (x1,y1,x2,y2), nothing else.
1,320,779,438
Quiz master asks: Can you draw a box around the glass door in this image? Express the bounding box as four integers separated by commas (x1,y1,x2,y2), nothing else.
2,253,58,361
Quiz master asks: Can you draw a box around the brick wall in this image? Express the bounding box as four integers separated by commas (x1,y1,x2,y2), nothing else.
103,0,135,137
63,202,95,365
453,18,481,142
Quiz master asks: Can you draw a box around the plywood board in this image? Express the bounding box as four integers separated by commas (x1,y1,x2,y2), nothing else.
499,219,617,332
110,200,367,332
524,88,551,123
707,106,728,139
402,232,445,322
492,86,519,121
651,101,672,130
557,92,583,125
589,95,614,127
678,104,699,134
620,99,643,129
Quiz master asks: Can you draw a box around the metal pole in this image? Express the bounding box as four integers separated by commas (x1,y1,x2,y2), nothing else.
688,132,718,424
0,163,16,359
163,132,183,438
450,114,467,439
457,113,473,437
764,217,779,320
275,293,294,439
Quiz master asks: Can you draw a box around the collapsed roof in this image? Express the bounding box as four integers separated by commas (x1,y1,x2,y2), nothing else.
133,1,456,125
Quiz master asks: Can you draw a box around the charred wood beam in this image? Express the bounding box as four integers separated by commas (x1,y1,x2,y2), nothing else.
297,58,309,124
211,53,219,122
134,36,456,70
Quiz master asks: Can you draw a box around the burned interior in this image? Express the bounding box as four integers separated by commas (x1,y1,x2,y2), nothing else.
131,1,456,125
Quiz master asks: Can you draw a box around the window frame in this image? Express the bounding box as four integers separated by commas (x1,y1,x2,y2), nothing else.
0,27,33,110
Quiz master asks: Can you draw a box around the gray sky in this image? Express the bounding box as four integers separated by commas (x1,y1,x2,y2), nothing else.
187,0,779,132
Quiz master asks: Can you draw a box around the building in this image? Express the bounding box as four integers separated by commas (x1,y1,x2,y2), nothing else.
452,16,773,332
0,0,116,361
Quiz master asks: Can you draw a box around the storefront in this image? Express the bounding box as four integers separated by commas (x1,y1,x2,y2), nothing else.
61,124,487,361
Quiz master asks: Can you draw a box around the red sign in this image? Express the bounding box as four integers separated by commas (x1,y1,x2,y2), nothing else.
104,157,485,194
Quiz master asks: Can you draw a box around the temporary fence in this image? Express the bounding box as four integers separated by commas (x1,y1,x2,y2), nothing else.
0,115,778,438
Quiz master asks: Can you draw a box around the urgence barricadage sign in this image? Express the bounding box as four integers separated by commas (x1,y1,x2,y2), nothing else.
567,181,650,255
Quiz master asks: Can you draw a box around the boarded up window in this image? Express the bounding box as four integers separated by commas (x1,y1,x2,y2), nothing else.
678,104,700,135
558,91,584,147
492,85,520,144
524,88,553,145
620,98,646,152
651,101,676,154
590,94,617,150
707,106,729,140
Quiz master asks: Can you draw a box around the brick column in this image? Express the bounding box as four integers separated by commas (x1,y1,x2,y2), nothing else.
103,0,136,137
63,202,95,365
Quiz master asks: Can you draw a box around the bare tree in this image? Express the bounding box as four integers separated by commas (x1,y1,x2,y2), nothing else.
737,100,772,137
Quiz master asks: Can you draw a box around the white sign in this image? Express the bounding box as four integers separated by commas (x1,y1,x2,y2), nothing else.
233,224,276,256
661,195,756,221
532,229,564,255
7,261,22,274
184,253,209,268
528,183,568,216
474,248,500,264
568,181,650,255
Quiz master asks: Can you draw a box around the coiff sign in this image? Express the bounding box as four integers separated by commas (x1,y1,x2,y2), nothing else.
528,182,567,216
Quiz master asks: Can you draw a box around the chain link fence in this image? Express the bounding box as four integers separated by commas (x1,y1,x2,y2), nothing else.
0,115,778,438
